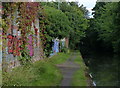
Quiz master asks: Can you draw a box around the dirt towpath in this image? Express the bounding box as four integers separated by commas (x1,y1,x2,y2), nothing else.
56,53,80,86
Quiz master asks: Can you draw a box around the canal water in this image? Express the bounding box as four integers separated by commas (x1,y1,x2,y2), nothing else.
81,52,119,86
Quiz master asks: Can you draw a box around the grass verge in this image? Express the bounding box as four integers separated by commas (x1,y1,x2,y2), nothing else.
0,70,2,86
47,52,71,64
2,52,70,86
71,52,88,86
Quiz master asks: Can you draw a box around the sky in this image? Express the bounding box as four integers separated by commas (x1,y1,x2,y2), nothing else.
69,0,97,18
77,0,97,17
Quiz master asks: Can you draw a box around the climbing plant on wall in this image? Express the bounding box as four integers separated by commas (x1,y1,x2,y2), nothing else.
2,2,43,64
38,7,52,57
18,2,40,62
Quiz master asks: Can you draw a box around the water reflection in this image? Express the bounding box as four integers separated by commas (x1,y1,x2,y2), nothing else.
83,53,119,86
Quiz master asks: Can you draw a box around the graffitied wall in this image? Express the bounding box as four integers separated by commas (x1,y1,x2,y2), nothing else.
53,39,59,53
2,2,44,70
2,18,44,69
50,38,66,56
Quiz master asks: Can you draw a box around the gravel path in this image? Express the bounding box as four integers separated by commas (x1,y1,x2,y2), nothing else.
56,53,80,86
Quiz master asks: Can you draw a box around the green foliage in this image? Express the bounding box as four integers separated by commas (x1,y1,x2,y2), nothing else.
44,6,71,39
40,5,72,56
41,2,58,9
41,2,89,56
17,45,32,65
81,2,120,55
60,2,89,49
61,47,69,53
92,2,120,54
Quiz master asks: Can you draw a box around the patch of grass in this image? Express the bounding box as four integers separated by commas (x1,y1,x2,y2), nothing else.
47,52,71,65
71,52,88,86
2,52,70,86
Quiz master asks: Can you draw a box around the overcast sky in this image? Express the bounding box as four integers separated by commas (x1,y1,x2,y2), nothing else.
78,0,97,17
77,0,97,8
69,0,97,17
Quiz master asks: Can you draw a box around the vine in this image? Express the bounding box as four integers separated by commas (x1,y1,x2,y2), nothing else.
38,6,49,56
2,2,43,64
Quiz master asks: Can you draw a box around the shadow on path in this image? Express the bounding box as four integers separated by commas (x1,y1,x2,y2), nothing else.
56,53,80,86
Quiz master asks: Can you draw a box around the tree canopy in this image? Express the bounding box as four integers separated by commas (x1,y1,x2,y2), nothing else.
60,2,89,49
40,2,89,56
44,6,71,39
81,2,120,55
